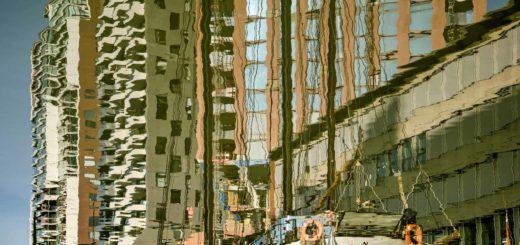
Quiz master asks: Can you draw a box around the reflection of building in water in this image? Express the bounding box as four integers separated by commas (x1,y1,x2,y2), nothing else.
270,12,520,244
30,0,101,244
29,0,518,243
95,0,201,243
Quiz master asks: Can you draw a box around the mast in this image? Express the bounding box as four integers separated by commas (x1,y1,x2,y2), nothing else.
199,0,215,242
280,0,294,215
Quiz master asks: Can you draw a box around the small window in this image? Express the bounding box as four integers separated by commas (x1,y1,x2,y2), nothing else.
85,120,96,128
89,193,97,201
88,217,98,227
170,13,180,30
169,79,181,93
184,138,191,155
84,109,95,120
170,189,181,203
416,133,427,165
84,89,96,99
156,95,168,120
376,154,388,178
186,98,192,120
195,190,201,207
170,45,180,55
155,207,165,221
154,0,165,9
155,136,167,154
155,56,167,74
402,139,413,171
169,155,182,173
171,120,182,136
155,29,166,44
389,148,399,174
156,173,167,187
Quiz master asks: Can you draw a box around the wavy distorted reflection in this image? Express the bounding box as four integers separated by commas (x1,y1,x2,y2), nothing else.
29,0,519,244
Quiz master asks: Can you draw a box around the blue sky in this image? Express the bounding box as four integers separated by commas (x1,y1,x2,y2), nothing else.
0,0,45,244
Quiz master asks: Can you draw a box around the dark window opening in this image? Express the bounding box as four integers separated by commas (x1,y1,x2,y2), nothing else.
170,45,180,55
195,190,201,207
169,79,181,93
155,136,167,154
169,155,182,173
85,120,96,128
154,0,165,9
156,95,168,120
171,120,182,136
170,189,181,203
155,207,165,221
184,138,191,155
170,13,180,30
154,29,166,44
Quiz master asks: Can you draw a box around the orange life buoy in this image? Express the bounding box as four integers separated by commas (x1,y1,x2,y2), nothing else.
404,224,423,245
300,219,324,244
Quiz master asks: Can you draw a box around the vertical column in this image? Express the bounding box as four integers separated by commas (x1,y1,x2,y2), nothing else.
318,0,331,116
340,0,356,103
77,0,100,243
397,0,410,66
431,0,446,51
233,0,248,159
294,0,308,132
365,1,381,90
266,0,281,219
472,0,488,22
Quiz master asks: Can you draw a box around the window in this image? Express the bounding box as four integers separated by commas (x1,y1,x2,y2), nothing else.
156,95,168,120
154,29,166,44
155,56,167,74
169,155,182,173
131,211,145,218
155,136,167,154
184,138,191,155
416,133,426,165
376,154,388,178
195,190,201,207
169,79,181,93
84,89,96,99
156,173,167,188
402,140,413,171
154,0,165,9
170,13,180,30
170,189,181,203
171,120,181,136
84,109,95,120
155,207,165,221
170,44,180,55
390,148,399,174
88,217,98,227
85,120,96,128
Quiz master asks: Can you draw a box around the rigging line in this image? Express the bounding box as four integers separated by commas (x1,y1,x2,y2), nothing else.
200,0,215,242
420,168,457,232
405,171,422,203
360,164,388,212
333,172,353,212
